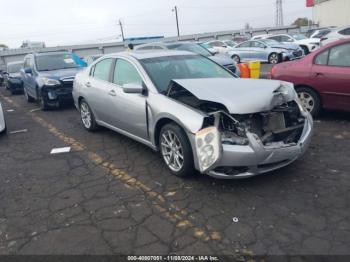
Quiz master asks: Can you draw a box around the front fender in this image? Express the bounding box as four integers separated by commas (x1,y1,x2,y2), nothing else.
147,93,206,146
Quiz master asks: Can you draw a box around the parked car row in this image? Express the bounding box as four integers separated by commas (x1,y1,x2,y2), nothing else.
1,37,348,179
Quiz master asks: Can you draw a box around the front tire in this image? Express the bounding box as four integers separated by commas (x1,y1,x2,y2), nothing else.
268,53,280,64
38,92,49,111
79,99,99,131
296,86,321,117
300,46,309,55
159,123,194,178
24,88,35,103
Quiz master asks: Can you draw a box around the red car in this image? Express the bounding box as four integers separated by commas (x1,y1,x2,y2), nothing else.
270,39,350,116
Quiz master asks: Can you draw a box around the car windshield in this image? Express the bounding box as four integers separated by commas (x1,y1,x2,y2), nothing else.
140,55,233,93
292,34,307,40
260,39,280,46
167,43,212,57
35,53,83,71
223,40,236,47
8,63,22,73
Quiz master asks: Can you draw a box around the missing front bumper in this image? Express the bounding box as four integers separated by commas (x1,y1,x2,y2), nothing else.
203,113,313,179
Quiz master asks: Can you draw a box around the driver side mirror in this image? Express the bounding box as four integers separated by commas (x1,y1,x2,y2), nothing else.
122,83,144,94
24,68,32,74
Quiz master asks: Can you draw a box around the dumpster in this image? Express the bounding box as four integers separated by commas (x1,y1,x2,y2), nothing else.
248,61,261,79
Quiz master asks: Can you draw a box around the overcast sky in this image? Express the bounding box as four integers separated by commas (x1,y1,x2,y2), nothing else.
0,0,312,48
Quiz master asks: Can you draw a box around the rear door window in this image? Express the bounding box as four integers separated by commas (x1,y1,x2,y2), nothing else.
237,42,251,48
92,58,114,81
315,50,329,65
328,43,350,67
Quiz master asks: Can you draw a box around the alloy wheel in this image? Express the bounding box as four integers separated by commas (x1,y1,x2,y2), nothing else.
298,91,315,113
161,130,184,172
80,102,92,129
269,53,279,64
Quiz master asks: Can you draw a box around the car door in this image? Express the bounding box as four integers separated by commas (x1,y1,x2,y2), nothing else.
26,56,38,98
22,57,33,96
107,58,148,140
310,42,350,111
84,58,115,121
250,41,268,61
234,41,252,61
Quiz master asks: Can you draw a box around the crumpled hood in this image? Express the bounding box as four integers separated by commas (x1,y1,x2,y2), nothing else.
172,78,297,114
38,67,84,80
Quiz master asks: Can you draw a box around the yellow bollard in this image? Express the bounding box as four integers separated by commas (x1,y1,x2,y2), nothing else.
248,61,261,79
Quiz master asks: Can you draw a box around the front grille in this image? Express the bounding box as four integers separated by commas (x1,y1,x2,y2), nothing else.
293,50,303,57
60,80,73,89
225,64,237,73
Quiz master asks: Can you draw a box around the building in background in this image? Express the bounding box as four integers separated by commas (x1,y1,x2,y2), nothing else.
306,0,350,27
21,40,46,49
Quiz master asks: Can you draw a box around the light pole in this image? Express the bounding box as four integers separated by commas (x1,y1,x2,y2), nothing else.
119,19,125,42
172,6,180,37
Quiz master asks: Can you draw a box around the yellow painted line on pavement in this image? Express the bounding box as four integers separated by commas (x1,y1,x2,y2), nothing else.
1,94,222,242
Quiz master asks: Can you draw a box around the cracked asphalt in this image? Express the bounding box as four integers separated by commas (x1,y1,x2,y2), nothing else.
0,83,349,257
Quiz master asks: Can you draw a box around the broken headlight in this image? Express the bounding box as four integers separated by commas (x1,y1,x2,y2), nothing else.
42,77,61,86
195,126,221,173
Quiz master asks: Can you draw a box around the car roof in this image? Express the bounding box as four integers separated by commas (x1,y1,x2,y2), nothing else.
110,50,198,60
33,51,71,57
135,41,198,49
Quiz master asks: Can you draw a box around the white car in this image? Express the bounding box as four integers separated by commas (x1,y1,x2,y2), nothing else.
203,40,234,54
252,34,319,54
0,102,6,134
320,26,350,46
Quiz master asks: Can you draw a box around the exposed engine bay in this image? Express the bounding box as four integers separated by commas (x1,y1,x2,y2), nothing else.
167,81,305,147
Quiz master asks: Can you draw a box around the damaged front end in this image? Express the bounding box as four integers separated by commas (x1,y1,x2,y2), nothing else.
167,79,313,178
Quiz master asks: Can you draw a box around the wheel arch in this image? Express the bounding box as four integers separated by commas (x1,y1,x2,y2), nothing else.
294,84,323,106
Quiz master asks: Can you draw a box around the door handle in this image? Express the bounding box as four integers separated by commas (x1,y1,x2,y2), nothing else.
109,89,116,96
314,72,324,77
85,82,91,87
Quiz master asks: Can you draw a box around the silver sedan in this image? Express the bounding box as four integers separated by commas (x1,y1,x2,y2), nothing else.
73,50,313,179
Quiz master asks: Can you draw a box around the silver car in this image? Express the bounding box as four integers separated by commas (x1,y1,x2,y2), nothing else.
229,39,304,64
73,50,313,179
0,102,6,134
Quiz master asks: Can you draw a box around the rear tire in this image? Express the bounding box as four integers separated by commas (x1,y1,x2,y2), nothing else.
296,86,321,117
159,123,194,178
79,99,99,131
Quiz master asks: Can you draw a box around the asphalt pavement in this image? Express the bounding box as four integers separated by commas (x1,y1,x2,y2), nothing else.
0,77,349,257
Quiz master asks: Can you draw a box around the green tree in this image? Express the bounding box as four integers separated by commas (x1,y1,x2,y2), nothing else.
0,44,8,50
292,17,312,27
